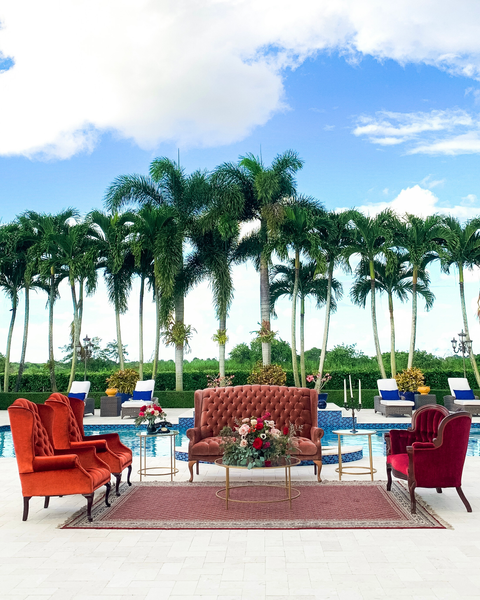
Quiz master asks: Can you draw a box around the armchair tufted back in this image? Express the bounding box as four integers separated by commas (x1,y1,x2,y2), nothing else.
8,399,54,473
412,405,449,442
45,393,83,447
195,385,317,439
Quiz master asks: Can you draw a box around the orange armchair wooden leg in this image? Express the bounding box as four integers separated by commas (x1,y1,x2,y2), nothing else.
127,465,132,486
23,497,31,522
44,497,50,508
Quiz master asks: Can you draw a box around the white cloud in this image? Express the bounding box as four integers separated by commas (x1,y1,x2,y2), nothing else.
3,1,480,158
420,175,445,189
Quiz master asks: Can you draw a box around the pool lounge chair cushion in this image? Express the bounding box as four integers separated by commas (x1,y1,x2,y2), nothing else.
68,392,86,401
132,390,152,401
379,389,401,400
453,389,475,400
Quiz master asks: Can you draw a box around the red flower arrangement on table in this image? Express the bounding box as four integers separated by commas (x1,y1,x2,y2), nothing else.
134,404,167,431
219,412,300,469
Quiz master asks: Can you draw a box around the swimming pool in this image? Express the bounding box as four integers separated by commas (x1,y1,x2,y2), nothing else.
1,425,480,459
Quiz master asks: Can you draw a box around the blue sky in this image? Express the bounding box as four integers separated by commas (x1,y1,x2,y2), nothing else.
2,1,480,365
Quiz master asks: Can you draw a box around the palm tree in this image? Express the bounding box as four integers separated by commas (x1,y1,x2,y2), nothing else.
312,211,352,389
22,209,78,391
89,211,135,371
213,150,304,366
270,259,342,386
131,204,177,379
351,252,434,376
346,210,396,379
51,218,98,390
104,157,209,391
438,216,480,387
269,204,323,386
394,214,443,369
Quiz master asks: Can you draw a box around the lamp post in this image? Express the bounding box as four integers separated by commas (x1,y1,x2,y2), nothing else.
451,330,473,379
82,335,93,381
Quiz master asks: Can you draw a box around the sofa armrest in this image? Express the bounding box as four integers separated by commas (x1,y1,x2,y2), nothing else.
310,427,324,446
186,427,202,445
33,454,79,472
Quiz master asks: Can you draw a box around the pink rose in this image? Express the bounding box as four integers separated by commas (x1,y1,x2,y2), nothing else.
138,411,145,417
306,375,314,383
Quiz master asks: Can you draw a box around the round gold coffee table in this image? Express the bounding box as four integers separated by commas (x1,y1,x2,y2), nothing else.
136,430,179,482
332,429,377,481
214,457,301,509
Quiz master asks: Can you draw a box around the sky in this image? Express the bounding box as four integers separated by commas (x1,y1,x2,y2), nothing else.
2,0,480,366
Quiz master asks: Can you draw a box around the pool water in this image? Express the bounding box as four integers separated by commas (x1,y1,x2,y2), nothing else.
1,426,480,459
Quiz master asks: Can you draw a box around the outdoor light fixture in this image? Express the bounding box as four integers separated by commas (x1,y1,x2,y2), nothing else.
451,330,473,378
82,334,93,381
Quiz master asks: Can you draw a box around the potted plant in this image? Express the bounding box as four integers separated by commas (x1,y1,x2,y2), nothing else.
247,362,287,386
394,367,425,401
105,369,140,403
306,372,332,409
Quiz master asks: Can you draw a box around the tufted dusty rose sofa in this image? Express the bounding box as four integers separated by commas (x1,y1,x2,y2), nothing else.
186,385,324,482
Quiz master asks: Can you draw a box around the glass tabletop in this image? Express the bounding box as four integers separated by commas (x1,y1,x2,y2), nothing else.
215,456,301,469
136,430,179,438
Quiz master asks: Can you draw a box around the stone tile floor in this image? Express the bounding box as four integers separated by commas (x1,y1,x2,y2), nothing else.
1,409,480,599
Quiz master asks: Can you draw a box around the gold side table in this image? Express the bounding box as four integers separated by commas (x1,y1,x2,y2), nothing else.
136,430,179,482
214,457,301,509
332,429,377,481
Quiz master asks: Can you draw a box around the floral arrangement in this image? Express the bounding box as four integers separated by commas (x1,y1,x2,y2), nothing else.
134,404,167,428
306,372,332,392
395,367,425,392
206,373,235,388
219,412,299,469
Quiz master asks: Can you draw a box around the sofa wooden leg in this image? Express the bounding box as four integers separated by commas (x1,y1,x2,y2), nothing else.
456,486,472,512
313,461,322,482
84,494,94,522
44,496,50,509
188,461,197,483
127,465,132,486
23,497,31,521
114,473,122,496
196,461,199,475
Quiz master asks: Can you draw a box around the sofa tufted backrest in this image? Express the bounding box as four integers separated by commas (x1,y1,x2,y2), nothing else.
46,393,83,444
196,385,316,439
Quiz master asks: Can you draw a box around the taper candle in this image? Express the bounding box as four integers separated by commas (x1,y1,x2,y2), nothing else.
349,374,353,398
359,379,361,405
344,378,347,404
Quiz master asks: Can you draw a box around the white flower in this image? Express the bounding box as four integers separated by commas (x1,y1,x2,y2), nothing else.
154,410,160,417
242,417,249,423
239,439,248,447
251,419,257,426
260,433,267,440
238,424,250,436
270,428,280,437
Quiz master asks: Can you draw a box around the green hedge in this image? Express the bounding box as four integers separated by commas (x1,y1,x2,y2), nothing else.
4,368,476,393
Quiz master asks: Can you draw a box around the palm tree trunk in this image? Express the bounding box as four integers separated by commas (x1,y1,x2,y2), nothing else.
4,296,17,393
67,280,80,392
78,279,84,335
300,295,306,388
408,267,418,368
291,251,300,386
388,292,396,377
48,271,57,392
260,255,271,365
15,285,30,392
316,262,333,391
219,315,226,382
175,294,184,392
370,261,387,379
138,274,145,380
458,263,480,387
115,309,124,370
152,286,161,379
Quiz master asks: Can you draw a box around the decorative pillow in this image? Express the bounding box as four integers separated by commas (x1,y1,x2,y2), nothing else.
454,389,475,400
380,389,400,400
68,392,86,401
400,391,415,402
132,390,152,401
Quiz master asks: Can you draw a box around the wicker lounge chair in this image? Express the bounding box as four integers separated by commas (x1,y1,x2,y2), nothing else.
121,379,156,419
443,377,480,416
374,378,414,418
69,381,95,416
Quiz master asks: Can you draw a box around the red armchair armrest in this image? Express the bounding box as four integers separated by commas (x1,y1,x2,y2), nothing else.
186,428,202,445
55,446,109,471
411,442,436,450
83,433,131,455
388,429,416,455
70,439,108,452
32,454,79,472
311,427,324,445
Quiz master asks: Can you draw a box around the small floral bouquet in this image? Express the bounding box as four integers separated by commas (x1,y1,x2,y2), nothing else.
134,404,167,432
219,412,300,469
306,372,332,391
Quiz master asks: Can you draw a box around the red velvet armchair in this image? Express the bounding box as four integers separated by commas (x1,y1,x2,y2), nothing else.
45,393,132,495
187,385,324,482
8,399,112,522
385,404,472,513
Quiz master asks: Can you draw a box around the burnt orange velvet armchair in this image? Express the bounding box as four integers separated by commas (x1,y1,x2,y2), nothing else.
8,399,112,522
386,405,472,514
45,393,132,495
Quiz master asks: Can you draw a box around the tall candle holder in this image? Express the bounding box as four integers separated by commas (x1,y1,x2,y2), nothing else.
343,376,362,433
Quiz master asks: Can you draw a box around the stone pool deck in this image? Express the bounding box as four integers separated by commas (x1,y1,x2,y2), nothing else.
1,407,480,599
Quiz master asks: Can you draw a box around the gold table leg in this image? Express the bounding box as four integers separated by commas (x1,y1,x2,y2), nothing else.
226,466,229,509
337,434,343,480
368,434,374,481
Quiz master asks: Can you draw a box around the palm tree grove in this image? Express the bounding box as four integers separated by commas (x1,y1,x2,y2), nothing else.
1,150,480,401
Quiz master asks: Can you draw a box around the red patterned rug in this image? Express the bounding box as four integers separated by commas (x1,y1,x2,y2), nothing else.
61,481,449,530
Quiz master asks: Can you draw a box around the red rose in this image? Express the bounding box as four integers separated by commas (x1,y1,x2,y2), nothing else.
141,405,147,411
256,422,264,430
252,438,263,449
265,460,272,467
138,411,145,417
282,426,289,435
264,442,270,449
263,412,271,418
